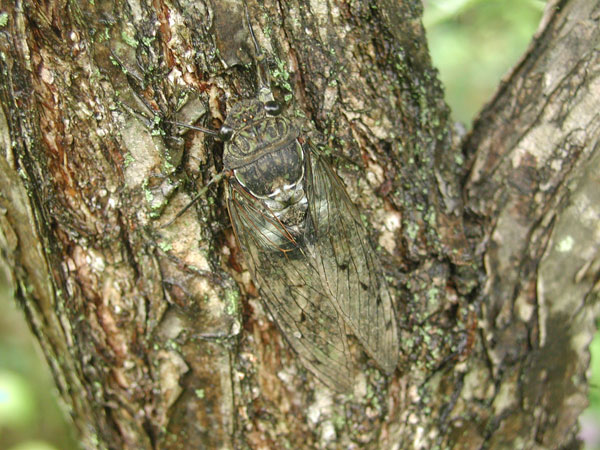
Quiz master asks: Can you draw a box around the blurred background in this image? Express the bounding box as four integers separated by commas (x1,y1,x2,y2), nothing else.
0,263,79,449
423,0,545,124
3,1,595,449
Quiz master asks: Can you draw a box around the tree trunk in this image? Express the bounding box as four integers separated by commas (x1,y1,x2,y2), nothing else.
0,0,597,448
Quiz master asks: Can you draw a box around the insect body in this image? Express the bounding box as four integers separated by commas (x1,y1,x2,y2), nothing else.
220,95,399,393
177,8,399,392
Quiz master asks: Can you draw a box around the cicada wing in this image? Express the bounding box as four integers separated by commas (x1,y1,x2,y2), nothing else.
227,182,355,392
305,145,400,374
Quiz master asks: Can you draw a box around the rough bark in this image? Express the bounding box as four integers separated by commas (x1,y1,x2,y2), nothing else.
0,0,597,449
461,1,600,447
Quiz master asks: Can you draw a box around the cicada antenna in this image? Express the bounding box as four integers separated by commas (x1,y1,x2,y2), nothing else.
159,110,223,228
243,1,274,102
244,1,263,60
167,120,220,136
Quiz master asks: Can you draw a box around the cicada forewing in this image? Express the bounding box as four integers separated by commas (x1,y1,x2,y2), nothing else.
227,142,399,392
305,146,399,375
227,180,355,391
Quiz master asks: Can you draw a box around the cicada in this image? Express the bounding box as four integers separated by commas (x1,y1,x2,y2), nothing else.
173,5,399,392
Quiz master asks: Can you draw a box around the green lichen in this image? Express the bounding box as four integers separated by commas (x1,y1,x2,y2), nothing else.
100,26,110,43
121,31,138,48
166,339,180,351
406,221,419,240
424,208,436,227
261,16,272,39
143,183,154,204
158,240,172,252
162,159,175,173
332,413,346,430
370,392,381,410
427,287,439,305
141,35,155,47
224,288,240,316
366,382,374,399
360,214,370,229
271,56,292,94
123,152,134,168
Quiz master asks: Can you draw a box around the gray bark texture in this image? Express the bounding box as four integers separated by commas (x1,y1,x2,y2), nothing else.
0,0,598,448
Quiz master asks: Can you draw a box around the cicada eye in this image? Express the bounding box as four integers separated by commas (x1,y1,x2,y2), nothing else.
264,100,282,116
219,125,234,141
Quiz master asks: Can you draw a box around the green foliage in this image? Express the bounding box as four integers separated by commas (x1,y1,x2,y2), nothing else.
583,332,600,449
590,333,600,409
423,0,545,123
0,283,77,450
0,371,36,427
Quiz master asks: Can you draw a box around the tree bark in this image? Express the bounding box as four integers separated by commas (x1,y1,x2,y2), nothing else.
0,0,597,448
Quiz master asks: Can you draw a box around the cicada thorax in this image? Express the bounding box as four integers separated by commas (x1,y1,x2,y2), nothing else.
222,98,310,252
